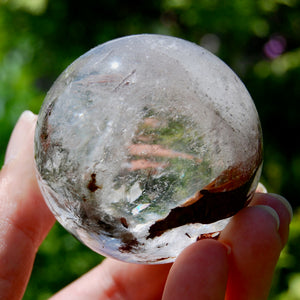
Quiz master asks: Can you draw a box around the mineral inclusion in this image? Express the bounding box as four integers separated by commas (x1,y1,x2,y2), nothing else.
34,34,263,264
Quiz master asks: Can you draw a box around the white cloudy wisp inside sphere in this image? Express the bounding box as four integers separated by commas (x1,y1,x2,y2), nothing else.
34,34,262,264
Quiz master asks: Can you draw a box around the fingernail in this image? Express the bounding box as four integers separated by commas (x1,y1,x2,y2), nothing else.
256,205,280,230
4,110,37,165
256,182,267,193
23,110,37,122
268,193,293,222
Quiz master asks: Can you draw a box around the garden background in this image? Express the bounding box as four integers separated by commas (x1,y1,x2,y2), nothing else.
0,0,299,298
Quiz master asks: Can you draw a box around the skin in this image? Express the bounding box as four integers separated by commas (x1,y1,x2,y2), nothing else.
0,111,293,300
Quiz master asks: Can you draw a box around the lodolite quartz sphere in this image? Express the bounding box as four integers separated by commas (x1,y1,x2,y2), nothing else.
35,34,263,264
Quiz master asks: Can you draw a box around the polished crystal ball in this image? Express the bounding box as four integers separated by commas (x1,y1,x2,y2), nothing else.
35,34,263,264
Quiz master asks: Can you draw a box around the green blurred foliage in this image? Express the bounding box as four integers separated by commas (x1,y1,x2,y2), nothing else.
0,0,299,298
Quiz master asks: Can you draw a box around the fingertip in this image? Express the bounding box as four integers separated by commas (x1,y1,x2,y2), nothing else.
220,205,282,252
255,205,280,230
4,110,37,165
250,192,292,246
178,238,230,265
268,193,293,221
163,239,229,300
20,110,38,122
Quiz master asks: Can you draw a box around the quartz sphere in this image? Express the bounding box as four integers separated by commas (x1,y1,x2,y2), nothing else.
35,34,263,264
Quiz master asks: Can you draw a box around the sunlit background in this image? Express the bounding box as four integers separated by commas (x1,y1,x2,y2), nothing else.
0,0,299,298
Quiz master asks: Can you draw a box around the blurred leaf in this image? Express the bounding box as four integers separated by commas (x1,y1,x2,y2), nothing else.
1,0,48,15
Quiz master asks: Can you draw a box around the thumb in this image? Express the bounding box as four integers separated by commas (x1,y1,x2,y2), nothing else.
0,111,55,300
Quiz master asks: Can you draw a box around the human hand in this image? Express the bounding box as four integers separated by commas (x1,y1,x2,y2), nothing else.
0,111,292,300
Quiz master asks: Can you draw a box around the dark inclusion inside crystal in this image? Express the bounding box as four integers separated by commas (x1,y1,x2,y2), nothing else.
87,173,102,192
147,159,261,239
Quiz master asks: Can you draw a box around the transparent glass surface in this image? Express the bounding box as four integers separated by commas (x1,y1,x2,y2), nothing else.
35,34,263,264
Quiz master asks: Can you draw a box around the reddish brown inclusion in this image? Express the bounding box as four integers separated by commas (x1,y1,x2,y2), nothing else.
147,162,260,239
